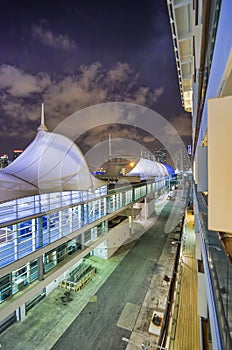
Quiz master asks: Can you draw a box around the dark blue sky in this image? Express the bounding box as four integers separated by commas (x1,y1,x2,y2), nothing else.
0,0,191,155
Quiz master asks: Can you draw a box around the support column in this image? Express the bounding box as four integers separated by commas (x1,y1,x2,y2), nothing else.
13,224,18,261
103,220,108,234
91,227,97,240
98,200,101,220
144,198,148,220
31,218,36,251
26,263,30,284
16,304,26,321
59,211,62,238
81,232,85,250
37,217,43,248
38,256,44,281
69,207,73,233
129,205,134,235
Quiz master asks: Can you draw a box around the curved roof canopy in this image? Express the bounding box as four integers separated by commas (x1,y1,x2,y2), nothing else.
162,163,175,177
0,107,104,202
127,158,169,180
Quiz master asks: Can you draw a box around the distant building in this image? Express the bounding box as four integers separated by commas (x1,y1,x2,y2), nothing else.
12,149,23,161
0,154,9,169
154,148,167,164
174,146,191,172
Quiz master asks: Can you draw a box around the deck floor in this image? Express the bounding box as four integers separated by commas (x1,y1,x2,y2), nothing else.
171,211,200,350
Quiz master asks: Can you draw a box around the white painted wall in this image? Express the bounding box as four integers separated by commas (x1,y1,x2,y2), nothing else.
208,95,232,233
106,219,130,258
141,198,155,218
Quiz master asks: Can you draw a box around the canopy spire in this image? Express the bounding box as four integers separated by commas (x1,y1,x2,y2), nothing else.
37,103,48,132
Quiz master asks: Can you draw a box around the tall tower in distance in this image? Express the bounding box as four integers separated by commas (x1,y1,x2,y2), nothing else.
154,147,167,164
174,145,191,172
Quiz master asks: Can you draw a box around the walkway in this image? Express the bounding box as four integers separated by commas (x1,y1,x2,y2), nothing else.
168,210,200,350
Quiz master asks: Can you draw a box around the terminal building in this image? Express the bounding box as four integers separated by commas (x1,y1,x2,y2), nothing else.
0,109,175,332
167,0,232,348
1,1,232,349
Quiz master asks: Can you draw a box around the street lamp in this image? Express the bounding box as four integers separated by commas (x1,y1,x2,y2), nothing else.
171,241,181,245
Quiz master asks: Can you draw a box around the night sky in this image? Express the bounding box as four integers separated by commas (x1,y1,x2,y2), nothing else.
0,0,191,159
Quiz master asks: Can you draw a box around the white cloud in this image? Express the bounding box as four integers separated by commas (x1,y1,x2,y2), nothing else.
32,24,77,50
107,62,134,82
143,135,155,143
171,113,192,137
43,62,165,123
0,62,165,139
0,65,50,97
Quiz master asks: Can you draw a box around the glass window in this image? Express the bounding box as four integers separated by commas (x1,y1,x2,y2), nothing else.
87,190,94,200
72,206,81,231
56,244,66,264
125,190,133,204
17,197,35,219
83,203,89,225
0,274,11,302
18,220,32,239
82,192,88,201
87,202,94,223
99,185,107,196
18,220,33,259
0,225,16,268
116,193,123,209
30,259,38,282
44,250,57,272
84,230,91,244
34,195,41,214
147,183,152,194
49,212,60,243
100,198,107,217
0,200,16,224
62,191,72,206
12,266,28,293
35,216,49,248
40,193,50,212
67,239,78,256
0,225,14,245
50,192,62,210
108,194,116,213
94,188,101,198
62,209,70,236
71,191,83,204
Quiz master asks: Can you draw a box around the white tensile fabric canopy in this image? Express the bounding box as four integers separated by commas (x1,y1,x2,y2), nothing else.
127,157,169,180
0,129,105,202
